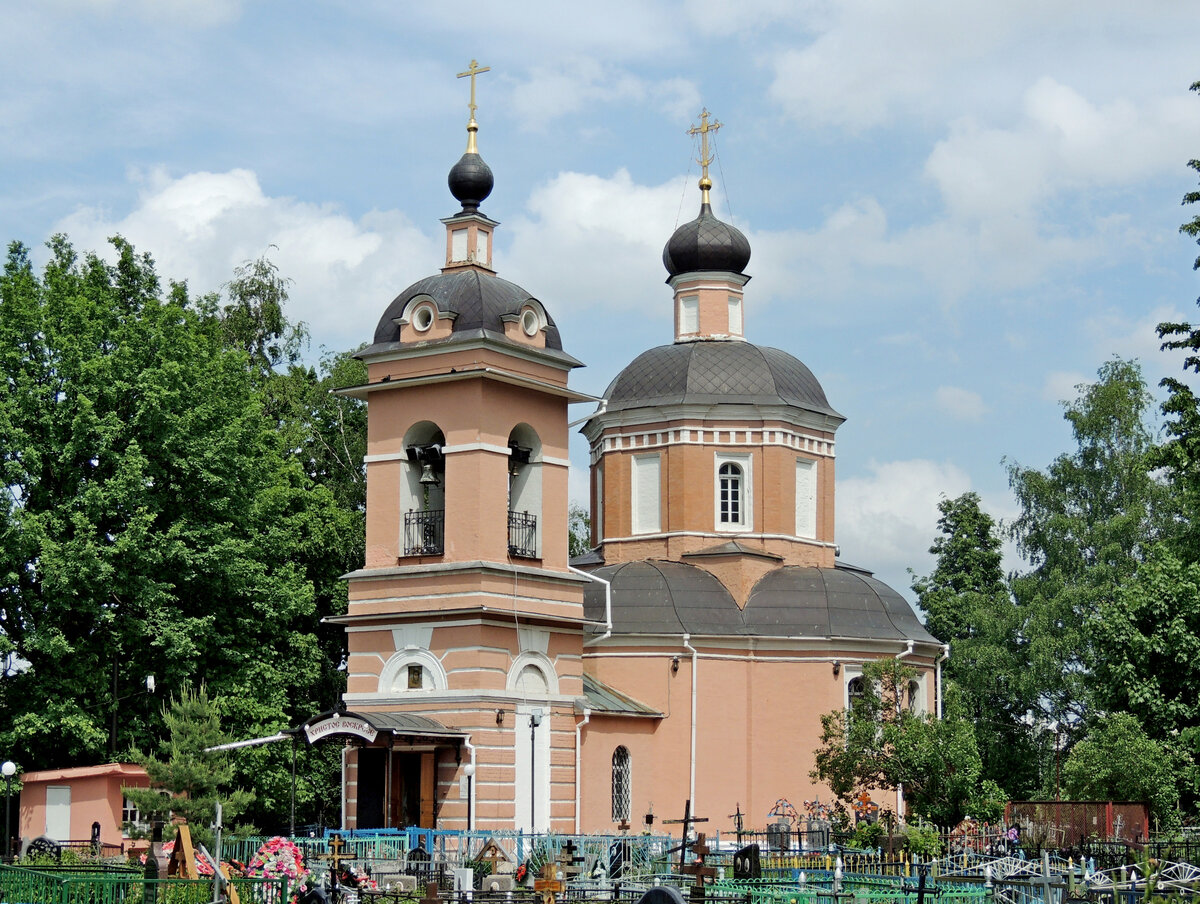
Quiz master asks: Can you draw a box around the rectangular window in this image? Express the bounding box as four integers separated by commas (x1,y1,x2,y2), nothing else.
451,228,468,261
796,458,817,539
632,454,661,534
595,466,604,545
728,296,742,335
474,230,489,263
680,296,699,334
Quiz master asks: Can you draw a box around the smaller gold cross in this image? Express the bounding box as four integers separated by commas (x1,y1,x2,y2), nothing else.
687,109,722,199
457,59,491,122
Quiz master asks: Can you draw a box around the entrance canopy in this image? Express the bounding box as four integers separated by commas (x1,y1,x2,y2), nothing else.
298,708,468,748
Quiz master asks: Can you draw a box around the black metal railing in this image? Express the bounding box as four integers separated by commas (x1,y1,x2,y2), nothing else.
508,510,538,558
404,509,444,556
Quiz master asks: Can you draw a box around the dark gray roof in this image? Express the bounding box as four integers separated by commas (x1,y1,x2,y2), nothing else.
580,560,938,643
582,674,662,717
365,269,563,351
359,711,468,740
662,201,751,278
600,341,842,419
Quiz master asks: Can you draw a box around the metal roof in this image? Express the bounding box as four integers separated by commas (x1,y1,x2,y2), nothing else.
599,340,843,419
364,269,564,353
582,674,662,717
581,560,939,644
358,712,468,741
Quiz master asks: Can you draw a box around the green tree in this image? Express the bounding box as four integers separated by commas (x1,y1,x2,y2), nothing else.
124,683,254,847
912,493,1038,797
0,237,354,828
1006,358,1170,727
1061,712,1179,827
810,660,983,826
568,503,591,558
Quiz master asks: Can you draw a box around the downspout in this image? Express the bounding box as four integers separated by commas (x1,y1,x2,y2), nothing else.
683,633,698,811
894,640,913,821
571,565,611,644
463,738,476,831
936,643,950,719
574,708,591,833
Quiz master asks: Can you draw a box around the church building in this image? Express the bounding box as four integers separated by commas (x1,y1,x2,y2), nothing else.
331,67,944,835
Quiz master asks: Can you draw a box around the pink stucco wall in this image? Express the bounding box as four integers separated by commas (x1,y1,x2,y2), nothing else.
19,763,148,849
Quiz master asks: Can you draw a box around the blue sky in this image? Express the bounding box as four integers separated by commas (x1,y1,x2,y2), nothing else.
5,1,1200,600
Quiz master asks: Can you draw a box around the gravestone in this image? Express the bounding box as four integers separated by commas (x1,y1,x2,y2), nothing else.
636,887,685,904
733,845,761,881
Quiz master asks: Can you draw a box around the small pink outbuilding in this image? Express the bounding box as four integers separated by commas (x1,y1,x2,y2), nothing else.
18,762,149,853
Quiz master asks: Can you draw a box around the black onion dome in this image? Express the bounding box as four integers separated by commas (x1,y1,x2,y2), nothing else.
579,560,938,642
448,152,494,212
601,341,841,419
369,269,563,350
663,202,751,277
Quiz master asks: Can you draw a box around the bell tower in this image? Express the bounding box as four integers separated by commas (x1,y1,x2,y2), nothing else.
333,62,590,834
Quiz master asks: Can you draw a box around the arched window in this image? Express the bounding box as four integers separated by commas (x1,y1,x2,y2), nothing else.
718,462,743,524
906,679,923,713
612,746,631,822
847,676,866,709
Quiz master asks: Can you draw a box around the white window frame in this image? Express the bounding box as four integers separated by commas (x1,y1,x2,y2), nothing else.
714,452,752,531
632,453,661,535
451,228,469,262
795,457,817,539
679,295,699,334
728,296,743,336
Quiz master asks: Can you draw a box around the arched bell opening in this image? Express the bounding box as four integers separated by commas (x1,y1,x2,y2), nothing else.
402,422,446,556
506,423,543,559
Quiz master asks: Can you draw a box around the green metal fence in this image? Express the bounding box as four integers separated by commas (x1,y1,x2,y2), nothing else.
0,864,288,904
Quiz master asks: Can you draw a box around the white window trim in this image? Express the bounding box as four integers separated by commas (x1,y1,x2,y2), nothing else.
714,451,752,532
631,453,661,535
795,457,817,539
679,295,699,334
379,648,448,693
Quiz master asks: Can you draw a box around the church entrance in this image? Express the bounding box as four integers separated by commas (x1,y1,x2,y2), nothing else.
354,748,436,829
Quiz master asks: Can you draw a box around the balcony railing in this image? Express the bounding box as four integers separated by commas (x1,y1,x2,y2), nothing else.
403,509,444,556
508,510,538,559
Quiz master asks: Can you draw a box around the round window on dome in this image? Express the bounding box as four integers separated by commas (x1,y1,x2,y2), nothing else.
520,309,539,337
412,305,435,332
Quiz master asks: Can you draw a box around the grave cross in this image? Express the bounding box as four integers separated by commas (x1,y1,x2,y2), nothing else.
663,799,709,873
679,834,718,903
901,864,941,904
558,839,585,878
730,804,745,838
533,862,566,904
327,834,351,874
477,840,509,875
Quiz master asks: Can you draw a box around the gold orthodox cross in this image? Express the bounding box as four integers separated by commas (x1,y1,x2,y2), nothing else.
687,109,722,196
457,59,491,122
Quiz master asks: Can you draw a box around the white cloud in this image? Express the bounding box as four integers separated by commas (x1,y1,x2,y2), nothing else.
836,458,973,587
504,168,686,317
1041,371,1090,404
54,168,437,355
510,61,699,130
935,386,987,421
926,78,1200,222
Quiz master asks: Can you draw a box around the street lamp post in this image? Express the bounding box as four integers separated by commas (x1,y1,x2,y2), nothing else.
3,761,16,861
528,710,544,834
463,763,475,832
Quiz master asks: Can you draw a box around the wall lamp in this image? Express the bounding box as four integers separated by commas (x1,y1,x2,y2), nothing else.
495,709,505,725
832,660,841,676
671,656,680,674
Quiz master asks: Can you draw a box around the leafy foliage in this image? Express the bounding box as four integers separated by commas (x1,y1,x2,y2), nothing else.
1006,358,1170,728
810,660,982,826
912,492,1038,797
0,236,360,829
1061,713,1179,826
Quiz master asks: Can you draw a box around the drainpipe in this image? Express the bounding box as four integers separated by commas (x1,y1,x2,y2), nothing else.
571,566,612,644
463,738,476,832
574,708,591,833
682,634,698,810
936,644,950,719
894,641,914,820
